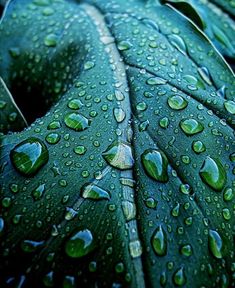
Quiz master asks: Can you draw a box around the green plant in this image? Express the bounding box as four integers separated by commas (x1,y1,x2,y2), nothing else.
0,0,234,287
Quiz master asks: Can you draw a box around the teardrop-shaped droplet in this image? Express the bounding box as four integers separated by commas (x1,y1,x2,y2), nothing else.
192,140,206,154
102,141,134,170
46,133,61,144
146,77,167,85
151,225,167,256
208,229,223,259
32,184,46,200
199,157,226,191
168,34,187,55
224,100,235,115
180,118,204,136
113,107,126,123
10,137,49,176
68,99,83,110
122,200,136,221
180,244,193,257
167,95,188,110
159,117,169,129
173,267,186,286
198,66,212,85
64,112,90,131
65,229,95,258
21,239,45,253
117,40,133,51
81,184,110,200
141,149,169,182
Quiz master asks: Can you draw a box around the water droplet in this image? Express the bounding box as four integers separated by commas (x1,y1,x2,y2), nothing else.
64,112,90,131
192,140,206,154
84,61,95,70
198,67,212,85
102,141,134,170
63,276,76,288
159,117,169,129
171,203,180,217
173,267,186,286
122,201,136,221
146,77,167,85
68,99,83,110
223,188,233,202
117,40,132,51
199,157,226,191
168,34,187,54
74,145,87,155
208,229,223,259
113,107,126,123
129,240,142,258
65,229,95,258
65,207,78,221
0,217,4,234
47,121,61,130
180,118,204,136
141,149,169,182
217,85,226,98
136,101,147,112
46,133,61,144
145,197,157,209
120,178,135,187
81,184,110,200
224,100,235,115
151,225,167,256
167,95,188,110
32,184,45,200
183,75,205,90
44,34,58,47
139,120,149,132
180,183,192,195
180,244,192,257
21,239,45,253
10,137,49,176
222,208,231,220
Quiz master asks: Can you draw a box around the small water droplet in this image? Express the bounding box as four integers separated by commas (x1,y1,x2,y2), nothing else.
173,267,186,286
223,188,233,202
44,34,58,47
180,118,204,136
192,140,206,154
224,100,235,115
68,99,83,110
117,40,133,51
32,184,45,200
146,77,167,85
64,112,90,131
122,201,136,221
102,141,134,170
84,61,95,70
208,229,223,259
141,149,169,182
113,107,126,123
180,244,192,257
159,117,169,129
65,229,95,258
81,184,110,200
129,240,142,258
167,95,188,110
151,225,167,256
21,239,45,253
47,121,61,130
10,137,49,176
46,133,61,144
199,157,226,191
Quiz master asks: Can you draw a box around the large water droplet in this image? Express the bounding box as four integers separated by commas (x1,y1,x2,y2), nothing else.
208,229,223,259
173,267,186,286
199,157,226,191
64,112,90,131
198,67,212,85
151,225,167,256
65,229,95,258
168,34,187,55
102,141,134,170
10,137,49,176
141,149,168,182
224,100,235,115
167,95,188,110
81,184,110,200
113,107,126,123
192,140,206,154
122,201,136,221
180,118,204,136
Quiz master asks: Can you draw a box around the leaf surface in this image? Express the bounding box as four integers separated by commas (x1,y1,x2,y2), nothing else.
0,0,234,287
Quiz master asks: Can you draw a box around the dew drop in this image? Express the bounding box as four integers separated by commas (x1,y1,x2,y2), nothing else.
74,145,87,155
44,34,58,47
198,66,212,85
173,267,186,286
224,100,235,115
32,184,45,200
122,201,136,221
117,40,133,51
81,184,110,200
68,99,83,110
46,133,61,144
159,117,169,129
129,240,142,258
199,157,226,191
113,107,126,123
64,112,90,131
151,225,167,256
141,149,169,182
146,77,167,85
65,229,95,258
102,141,134,170
167,95,188,110
180,244,192,257
180,118,204,136
208,229,223,259
21,240,45,253
168,34,187,54
10,137,49,176
223,188,233,202
192,140,206,154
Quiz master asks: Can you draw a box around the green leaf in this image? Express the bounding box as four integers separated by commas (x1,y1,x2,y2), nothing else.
160,0,235,59
0,0,234,287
